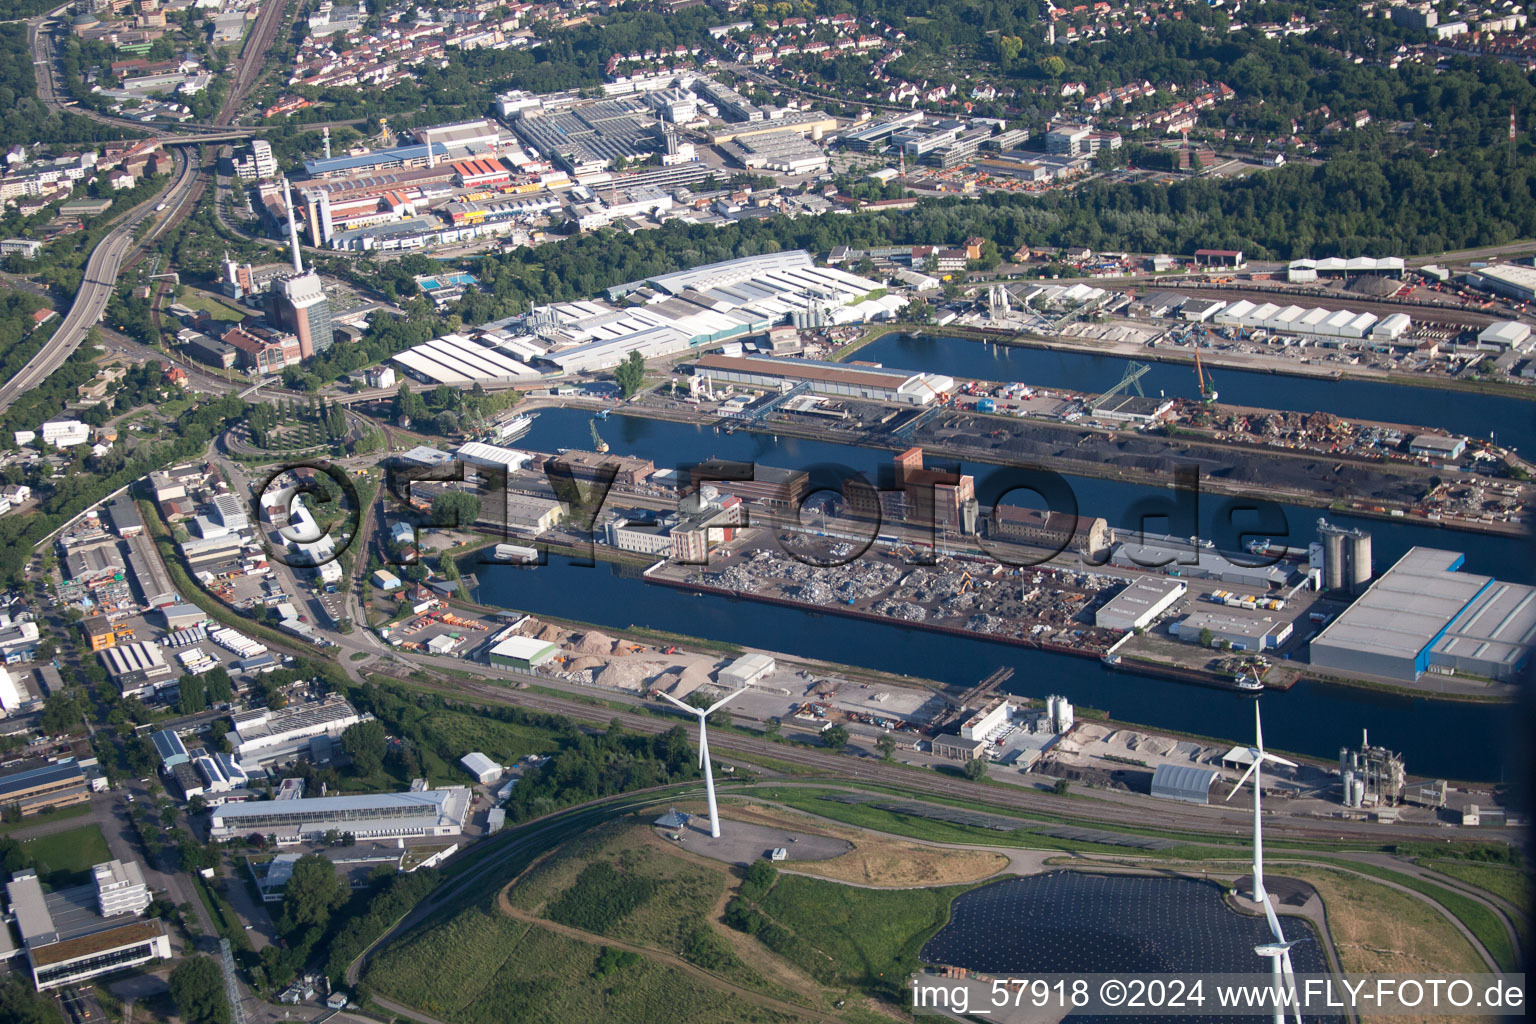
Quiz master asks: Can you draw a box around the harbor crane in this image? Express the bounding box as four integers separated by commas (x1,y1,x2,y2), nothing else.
1087,360,1150,413
1194,348,1219,404
589,419,609,453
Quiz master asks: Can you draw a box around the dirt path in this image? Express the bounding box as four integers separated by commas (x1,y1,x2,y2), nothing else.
494,884,843,1023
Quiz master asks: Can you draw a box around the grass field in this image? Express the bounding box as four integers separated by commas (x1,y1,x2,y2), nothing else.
719,802,1008,887
368,901,803,1024
743,788,1222,858
1306,867,1486,977
1306,860,1519,972
0,802,90,835
17,823,111,888
503,820,798,1002
753,873,972,1000
1420,858,1531,915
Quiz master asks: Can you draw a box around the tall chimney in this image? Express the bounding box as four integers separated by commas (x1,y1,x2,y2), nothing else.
323,125,332,160
282,177,303,274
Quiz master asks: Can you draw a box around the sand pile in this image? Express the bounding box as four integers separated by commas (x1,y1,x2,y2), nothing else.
571,630,614,654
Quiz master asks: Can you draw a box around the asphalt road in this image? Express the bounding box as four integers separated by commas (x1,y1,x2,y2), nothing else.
0,149,200,413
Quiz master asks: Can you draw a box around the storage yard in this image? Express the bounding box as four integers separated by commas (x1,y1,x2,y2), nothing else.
648,534,1124,657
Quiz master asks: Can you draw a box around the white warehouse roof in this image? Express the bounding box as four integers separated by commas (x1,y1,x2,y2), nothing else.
1479,321,1532,349
460,752,501,780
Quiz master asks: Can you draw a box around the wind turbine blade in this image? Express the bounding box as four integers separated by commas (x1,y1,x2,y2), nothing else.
658,691,703,716
1226,760,1259,800
1262,893,1287,944
1254,700,1264,754
1279,947,1304,1024
1262,752,1299,769
698,721,708,770
705,686,750,717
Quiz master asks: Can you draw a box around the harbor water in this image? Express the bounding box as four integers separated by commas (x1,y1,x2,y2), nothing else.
465,408,1524,781
853,332,1536,457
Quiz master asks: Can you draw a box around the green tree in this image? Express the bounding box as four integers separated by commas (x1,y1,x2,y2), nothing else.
997,35,1022,63
204,667,233,705
1037,54,1066,77
430,490,481,528
963,757,990,781
178,674,207,715
169,956,230,1024
821,724,850,751
340,719,386,776
1199,627,1214,647
876,733,897,760
613,350,646,397
279,854,348,932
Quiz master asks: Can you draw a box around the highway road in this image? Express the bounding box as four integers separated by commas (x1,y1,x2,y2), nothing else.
29,8,258,141
3,0,297,416
0,149,201,413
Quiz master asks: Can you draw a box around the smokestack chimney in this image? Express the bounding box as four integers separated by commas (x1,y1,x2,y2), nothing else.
323,125,332,160
282,177,303,274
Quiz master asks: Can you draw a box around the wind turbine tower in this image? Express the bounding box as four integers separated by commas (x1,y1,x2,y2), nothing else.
658,688,749,838
1226,701,1304,1024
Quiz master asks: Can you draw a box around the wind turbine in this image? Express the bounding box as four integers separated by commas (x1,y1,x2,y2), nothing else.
1226,701,1304,1024
658,688,748,838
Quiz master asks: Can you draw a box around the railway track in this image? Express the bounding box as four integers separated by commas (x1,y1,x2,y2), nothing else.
386,665,1490,849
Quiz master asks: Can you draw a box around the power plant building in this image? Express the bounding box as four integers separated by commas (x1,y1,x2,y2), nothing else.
1309,547,1536,682
267,271,335,358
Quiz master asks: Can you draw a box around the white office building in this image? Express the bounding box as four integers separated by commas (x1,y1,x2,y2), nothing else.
6,864,170,991
93,860,152,918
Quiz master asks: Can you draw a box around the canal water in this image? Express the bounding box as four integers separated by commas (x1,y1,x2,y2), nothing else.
919,873,1339,1024
853,332,1536,456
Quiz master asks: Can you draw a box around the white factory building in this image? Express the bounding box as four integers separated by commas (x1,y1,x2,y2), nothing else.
460,752,502,784
1095,577,1188,631
226,694,361,768
1472,264,1536,303
389,252,890,379
392,331,546,386
540,251,886,373
1285,256,1404,283
208,788,472,841
1309,547,1536,682
1213,300,1410,341
693,353,955,406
